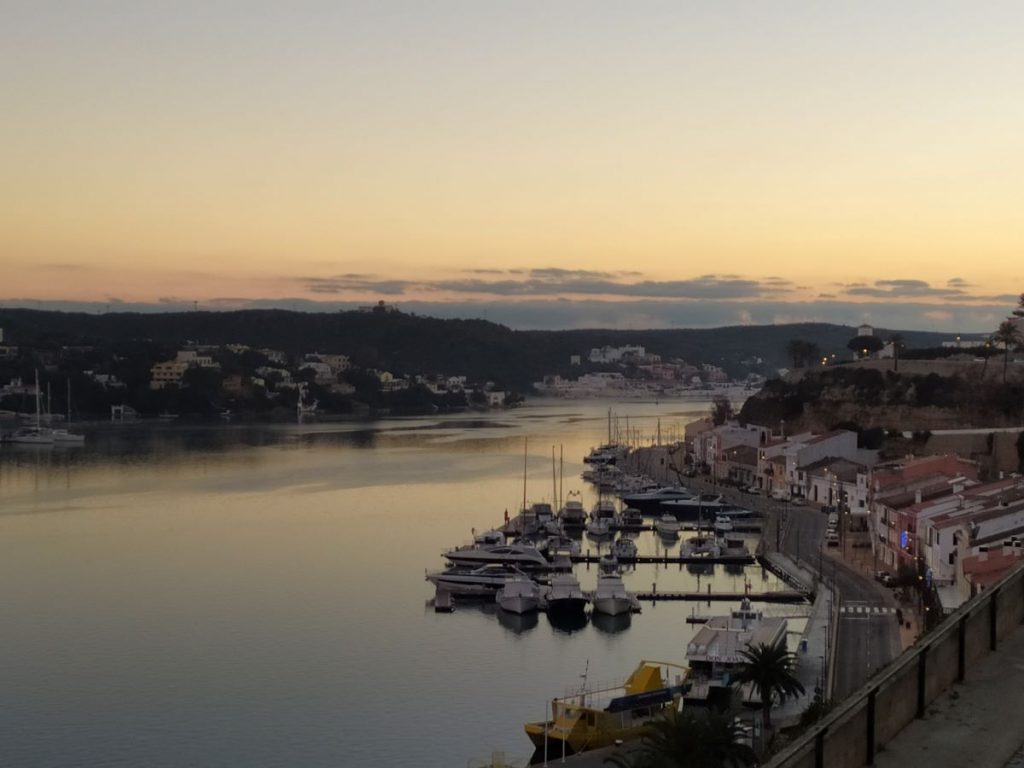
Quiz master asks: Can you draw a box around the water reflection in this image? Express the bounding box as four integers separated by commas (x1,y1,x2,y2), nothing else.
496,608,539,635
591,612,631,635
546,611,589,634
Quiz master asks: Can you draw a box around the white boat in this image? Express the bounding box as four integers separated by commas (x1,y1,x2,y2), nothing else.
426,564,530,596
586,518,611,538
592,573,635,617
543,573,588,616
621,486,694,514
612,537,638,561
559,499,587,528
8,372,54,444
473,529,506,546
713,515,733,533
619,507,643,529
496,573,541,614
443,542,549,569
654,514,681,537
660,494,729,522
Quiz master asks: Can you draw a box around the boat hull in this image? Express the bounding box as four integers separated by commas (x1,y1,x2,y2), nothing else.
545,597,588,616
592,596,633,617
497,595,539,614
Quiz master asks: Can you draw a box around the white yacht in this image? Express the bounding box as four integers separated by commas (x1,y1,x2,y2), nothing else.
559,499,587,528
586,518,611,538
654,514,681,537
713,515,733,533
612,537,638,561
543,573,588,616
619,507,644,529
426,564,529,596
621,486,694,515
473,529,506,546
8,426,55,445
592,573,635,617
443,542,549,569
660,494,729,522
496,573,541,614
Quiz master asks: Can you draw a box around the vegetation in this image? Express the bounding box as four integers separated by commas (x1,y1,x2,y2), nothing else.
846,335,885,358
732,638,805,729
604,709,756,768
993,320,1022,384
785,339,822,369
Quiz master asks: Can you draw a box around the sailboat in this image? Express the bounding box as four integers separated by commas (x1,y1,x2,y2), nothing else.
9,371,55,444
52,379,85,444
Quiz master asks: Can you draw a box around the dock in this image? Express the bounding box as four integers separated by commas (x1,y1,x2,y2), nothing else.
571,554,755,565
635,589,807,603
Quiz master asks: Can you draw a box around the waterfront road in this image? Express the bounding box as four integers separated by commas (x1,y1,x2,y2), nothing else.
688,478,902,702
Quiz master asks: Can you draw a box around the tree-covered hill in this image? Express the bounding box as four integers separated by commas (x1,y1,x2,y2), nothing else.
0,308,954,390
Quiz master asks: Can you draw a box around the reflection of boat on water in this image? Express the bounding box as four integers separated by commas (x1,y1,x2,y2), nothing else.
497,606,539,635
686,562,715,576
591,610,632,634
546,609,588,634
524,660,691,758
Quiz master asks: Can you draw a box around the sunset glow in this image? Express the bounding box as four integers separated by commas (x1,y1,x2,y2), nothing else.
3,2,1023,329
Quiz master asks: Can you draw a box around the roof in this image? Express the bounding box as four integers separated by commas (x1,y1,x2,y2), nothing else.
687,616,787,665
725,445,759,466
805,430,854,446
876,481,954,511
962,550,1024,588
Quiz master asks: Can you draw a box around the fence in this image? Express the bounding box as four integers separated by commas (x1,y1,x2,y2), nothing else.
766,562,1024,768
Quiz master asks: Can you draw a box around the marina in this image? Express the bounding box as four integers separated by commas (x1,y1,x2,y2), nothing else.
0,398,802,768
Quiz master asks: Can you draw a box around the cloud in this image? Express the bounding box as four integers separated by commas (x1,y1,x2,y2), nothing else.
923,310,953,322
843,279,966,299
297,271,795,301
947,277,972,288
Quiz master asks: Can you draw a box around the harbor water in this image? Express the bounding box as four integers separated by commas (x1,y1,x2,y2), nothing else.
0,398,798,767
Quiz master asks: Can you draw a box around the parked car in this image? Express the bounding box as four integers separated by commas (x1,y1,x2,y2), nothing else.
791,496,806,506
825,531,839,547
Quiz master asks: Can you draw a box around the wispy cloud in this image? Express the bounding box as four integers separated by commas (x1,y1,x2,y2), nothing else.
298,269,795,301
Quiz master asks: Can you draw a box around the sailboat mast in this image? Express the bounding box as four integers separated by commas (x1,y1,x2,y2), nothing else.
559,445,563,512
522,437,528,514
67,378,72,426
607,408,611,445
34,370,41,429
551,446,557,507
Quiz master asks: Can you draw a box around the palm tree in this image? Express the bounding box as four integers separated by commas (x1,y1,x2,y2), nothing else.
732,638,806,729
605,709,756,768
993,320,1022,384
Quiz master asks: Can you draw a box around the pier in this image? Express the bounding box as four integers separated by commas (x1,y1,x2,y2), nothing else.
635,588,807,603
571,553,754,566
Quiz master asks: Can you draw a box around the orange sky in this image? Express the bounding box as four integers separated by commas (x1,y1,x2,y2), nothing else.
2,3,1023,328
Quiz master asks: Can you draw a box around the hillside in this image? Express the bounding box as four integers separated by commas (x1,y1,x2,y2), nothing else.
0,308,954,390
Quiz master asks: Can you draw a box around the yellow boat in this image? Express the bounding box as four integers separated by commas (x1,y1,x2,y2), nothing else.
524,660,690,757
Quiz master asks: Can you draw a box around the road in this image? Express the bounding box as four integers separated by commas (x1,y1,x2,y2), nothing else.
689,478,902,701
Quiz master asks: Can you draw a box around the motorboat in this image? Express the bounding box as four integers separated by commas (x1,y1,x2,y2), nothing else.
524,661,690,757
654,514,681,537
51,428,85,445
713,515,733,533
542,573,588,617
611,537,638,561
619,507,643,529
426,564,530,596
473,529,506,546
620,485,694,514
496,573,541,614
592,573,636,617
659,494,730,522
587,499,618,537
559,499,587,529
598,553,619,573
583,443,627,465
443,542,549,569
717,534,748,557
685,597,788,708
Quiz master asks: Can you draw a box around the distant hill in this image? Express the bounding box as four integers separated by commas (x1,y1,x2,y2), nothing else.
0,308,955,390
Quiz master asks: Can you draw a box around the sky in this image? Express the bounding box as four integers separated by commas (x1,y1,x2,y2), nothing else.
2,1,1023,331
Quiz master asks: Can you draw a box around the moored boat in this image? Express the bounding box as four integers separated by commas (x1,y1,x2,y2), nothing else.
592,573,636,617
496,573,541,614
524,660,690,757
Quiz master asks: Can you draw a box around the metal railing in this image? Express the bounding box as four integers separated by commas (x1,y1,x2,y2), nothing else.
765,561,1024,768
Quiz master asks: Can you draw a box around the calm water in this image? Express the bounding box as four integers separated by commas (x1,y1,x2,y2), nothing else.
0,398,792,768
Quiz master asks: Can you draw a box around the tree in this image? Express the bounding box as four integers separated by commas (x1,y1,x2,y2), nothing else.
732,638,806,729
846,335,884,358
786,339,822,369
711,394,733,426
605,708,756,768
994,320,1022,384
